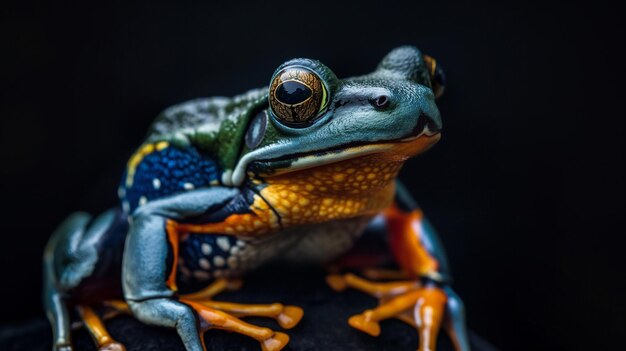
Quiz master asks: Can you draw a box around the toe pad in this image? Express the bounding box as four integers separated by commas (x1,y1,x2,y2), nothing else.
348,314,381,337
277,306,304,329
261,332,289,351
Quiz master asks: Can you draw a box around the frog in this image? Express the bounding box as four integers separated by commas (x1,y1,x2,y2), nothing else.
42,46,469,351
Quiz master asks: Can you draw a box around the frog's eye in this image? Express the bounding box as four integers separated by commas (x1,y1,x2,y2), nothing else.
269,67,329,127
424,55,446,99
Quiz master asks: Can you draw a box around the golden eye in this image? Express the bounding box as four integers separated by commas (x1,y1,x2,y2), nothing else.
269,67,328,126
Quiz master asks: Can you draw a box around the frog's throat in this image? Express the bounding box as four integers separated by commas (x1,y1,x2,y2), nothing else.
225,133,440,186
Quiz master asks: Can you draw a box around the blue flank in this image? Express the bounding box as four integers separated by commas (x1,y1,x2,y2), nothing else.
121,146,220,213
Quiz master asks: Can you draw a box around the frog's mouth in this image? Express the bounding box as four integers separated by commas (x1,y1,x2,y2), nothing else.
249,130,441,178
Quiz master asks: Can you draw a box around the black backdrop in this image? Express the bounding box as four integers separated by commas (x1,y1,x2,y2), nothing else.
1,1,623,350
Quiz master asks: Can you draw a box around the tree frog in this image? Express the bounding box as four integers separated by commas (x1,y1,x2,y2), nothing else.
43,46,469,351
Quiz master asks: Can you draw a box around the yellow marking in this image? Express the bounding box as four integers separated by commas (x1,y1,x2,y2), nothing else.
256,153,403,227
172,141,422,238
424,55,437,76
125,141,170,187
155,141,169,151
333,173,346,182
320,80,328,111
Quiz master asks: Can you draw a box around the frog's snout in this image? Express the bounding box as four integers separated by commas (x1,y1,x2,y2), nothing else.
365,89,442,137
369,94,391,110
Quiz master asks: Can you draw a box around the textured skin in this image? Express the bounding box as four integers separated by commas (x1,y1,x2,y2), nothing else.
121,145,220,213
42,46,469,351
16,268,496,351
147,89,267,171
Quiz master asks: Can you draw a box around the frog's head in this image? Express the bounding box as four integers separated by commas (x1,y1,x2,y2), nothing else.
228,46,446,187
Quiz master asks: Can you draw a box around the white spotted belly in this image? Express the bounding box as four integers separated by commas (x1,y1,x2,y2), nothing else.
175,216,373,289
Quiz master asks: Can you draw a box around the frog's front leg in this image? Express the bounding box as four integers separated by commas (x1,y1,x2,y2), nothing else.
123,188,291,351
328,184,470,351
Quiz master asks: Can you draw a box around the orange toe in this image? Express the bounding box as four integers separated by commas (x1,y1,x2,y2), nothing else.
277,306,304,329
326,274,347,291
261,332,290,351
348,313,381,336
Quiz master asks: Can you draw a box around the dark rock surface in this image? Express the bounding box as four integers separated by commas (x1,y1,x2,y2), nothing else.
0,267,496,351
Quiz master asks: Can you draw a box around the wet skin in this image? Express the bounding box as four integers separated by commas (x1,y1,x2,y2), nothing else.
43,46,469,351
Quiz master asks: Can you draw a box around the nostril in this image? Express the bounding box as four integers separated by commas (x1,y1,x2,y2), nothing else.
413,113,441,136
426,118,440,133
370,95,390,109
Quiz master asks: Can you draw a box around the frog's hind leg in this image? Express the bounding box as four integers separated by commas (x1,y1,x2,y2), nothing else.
442,286,471,351
43,212,91,351
42,279,72,351
77,306,126,351
180,278,304,330
43,209,127,351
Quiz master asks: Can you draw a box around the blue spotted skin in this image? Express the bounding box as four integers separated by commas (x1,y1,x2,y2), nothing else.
177,234,242,290
121,145,220,213
42,47,471,351
119,144,268,292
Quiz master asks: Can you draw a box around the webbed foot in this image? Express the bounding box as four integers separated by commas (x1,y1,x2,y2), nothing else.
348,312,381,336
178,278,302,351
328,272,468,351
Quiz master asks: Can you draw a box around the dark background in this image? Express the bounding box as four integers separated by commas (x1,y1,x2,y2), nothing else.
1,1,623,350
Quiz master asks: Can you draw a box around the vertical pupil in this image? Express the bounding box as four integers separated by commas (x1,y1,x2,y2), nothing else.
276,81,312,105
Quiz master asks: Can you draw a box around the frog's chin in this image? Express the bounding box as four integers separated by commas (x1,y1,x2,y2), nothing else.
251,133,441,178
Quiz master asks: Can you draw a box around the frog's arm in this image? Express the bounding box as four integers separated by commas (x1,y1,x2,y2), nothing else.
122,187,239,351
120,136,292,350
381,181,470,351
122,186,291,351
